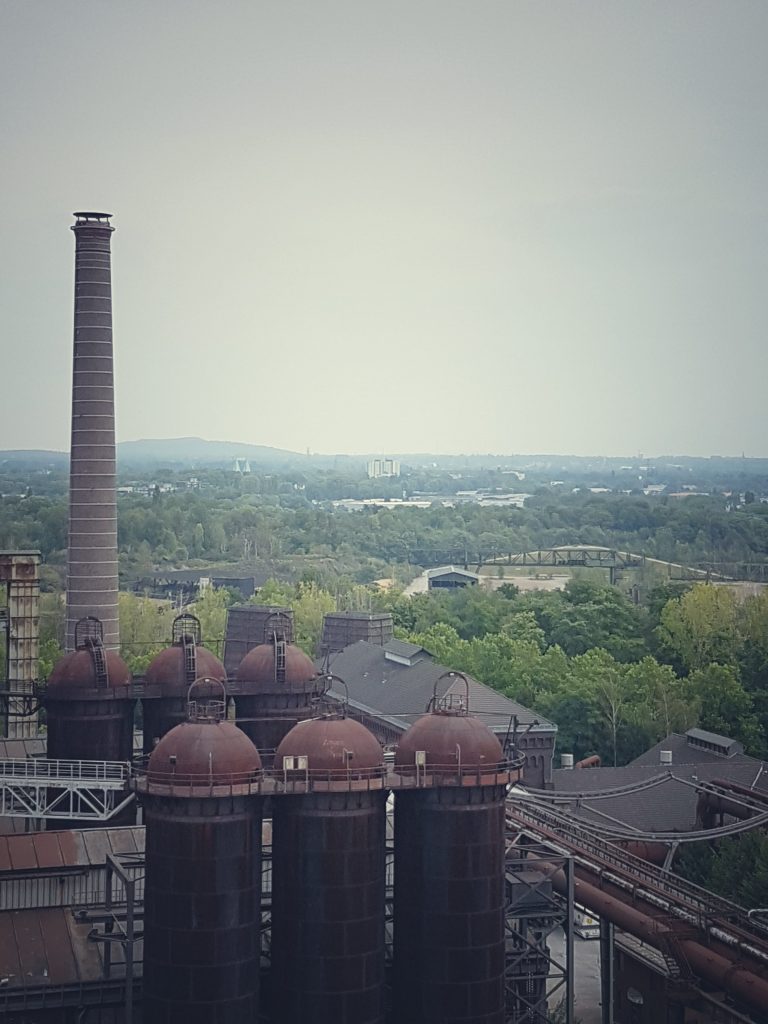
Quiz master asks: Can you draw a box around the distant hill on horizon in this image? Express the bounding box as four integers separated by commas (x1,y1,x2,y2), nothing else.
117,436,312,466
1,440,767,473
0,439,363,471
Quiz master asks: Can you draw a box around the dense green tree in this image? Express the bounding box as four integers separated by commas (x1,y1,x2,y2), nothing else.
657,585,741,671
683,664,765,754
501,611,547,652
624,657,692,741
118,592,176,674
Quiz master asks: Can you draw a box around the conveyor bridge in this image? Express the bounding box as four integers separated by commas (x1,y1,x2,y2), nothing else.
0,758,132,821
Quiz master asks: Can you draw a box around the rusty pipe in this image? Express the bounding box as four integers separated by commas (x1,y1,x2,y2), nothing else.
608,840,668,865
537,864,768,1017
710,779,768,806
574,754,601,769
696,790,760,829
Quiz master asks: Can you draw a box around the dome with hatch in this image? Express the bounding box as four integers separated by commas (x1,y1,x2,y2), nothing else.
395,673,505,776
146,678,262,787
275,713,384,778
144,614,225,694
47,617,131,694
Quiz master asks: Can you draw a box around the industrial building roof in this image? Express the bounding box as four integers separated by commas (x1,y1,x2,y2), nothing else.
325,640,555,735
0,907,123,990
0,827,145,872
0,827,145,998
381,638,425,661
551,741,768,834
0,739,45,759
426,565,480,579
628,730,749,767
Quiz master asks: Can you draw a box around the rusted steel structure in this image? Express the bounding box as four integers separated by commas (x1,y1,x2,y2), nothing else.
232,617,327,767
137,681,264,1024
0,551,40,737
44,618,133,765
223,604,294,677
43,617,134,828
509,799,768,1022
271,715,388,1024
142,614,225,754
319,611,394,656
392,681,513,1024
551,864,768,1016
66,212,120,652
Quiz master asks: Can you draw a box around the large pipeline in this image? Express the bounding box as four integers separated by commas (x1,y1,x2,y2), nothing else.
709,778,768,807
695,781,768,829
609,840,668,865
535,863,768,1017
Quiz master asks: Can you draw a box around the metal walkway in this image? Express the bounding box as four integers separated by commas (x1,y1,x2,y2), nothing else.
0,758,133,820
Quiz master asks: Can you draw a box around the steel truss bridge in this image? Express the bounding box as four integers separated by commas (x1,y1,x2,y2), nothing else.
409,544,768,585
0,758,133,821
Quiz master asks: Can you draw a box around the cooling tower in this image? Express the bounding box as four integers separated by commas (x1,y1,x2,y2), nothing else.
66,213,119,651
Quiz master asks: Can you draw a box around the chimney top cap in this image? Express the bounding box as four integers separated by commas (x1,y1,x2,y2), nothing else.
72,211,113,223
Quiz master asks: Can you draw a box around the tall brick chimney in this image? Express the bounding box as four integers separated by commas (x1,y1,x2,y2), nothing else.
65,213,120,651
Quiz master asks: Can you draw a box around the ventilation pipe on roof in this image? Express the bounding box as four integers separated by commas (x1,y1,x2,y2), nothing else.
561,753,574,769
660,749,673,765
575,754,601,769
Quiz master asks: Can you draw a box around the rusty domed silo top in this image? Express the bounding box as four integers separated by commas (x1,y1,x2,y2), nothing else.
146,720,262,788
144,645,225,691
235,640,320,693
145,615,225,694
395,711,505,776
275,716,384,777
47,618,131,696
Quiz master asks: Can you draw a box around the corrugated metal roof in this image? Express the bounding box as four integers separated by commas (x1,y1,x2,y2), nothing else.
31,834,63,869
8,837,37,871
81,830,112,867
0,907,135,989
0,739,46,760
0,827,145,873
0,828,146,991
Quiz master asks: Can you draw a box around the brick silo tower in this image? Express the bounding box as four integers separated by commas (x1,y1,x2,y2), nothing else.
66,212,120,651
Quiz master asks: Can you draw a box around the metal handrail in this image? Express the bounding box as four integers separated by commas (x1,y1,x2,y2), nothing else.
0,758,129,783
131,755,521,797
508,800,762,928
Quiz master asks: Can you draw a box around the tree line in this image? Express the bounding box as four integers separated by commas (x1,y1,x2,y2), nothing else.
3,489,768,591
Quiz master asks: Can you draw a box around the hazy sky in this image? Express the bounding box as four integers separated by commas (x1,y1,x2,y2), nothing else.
2,1,767,457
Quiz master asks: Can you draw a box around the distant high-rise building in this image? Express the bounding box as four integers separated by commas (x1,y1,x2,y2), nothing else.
367,457,400,479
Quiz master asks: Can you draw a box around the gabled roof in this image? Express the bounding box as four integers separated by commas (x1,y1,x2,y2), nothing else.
383,638,425,661
426,565,480,580
324,640,555,735
629,731,750,768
